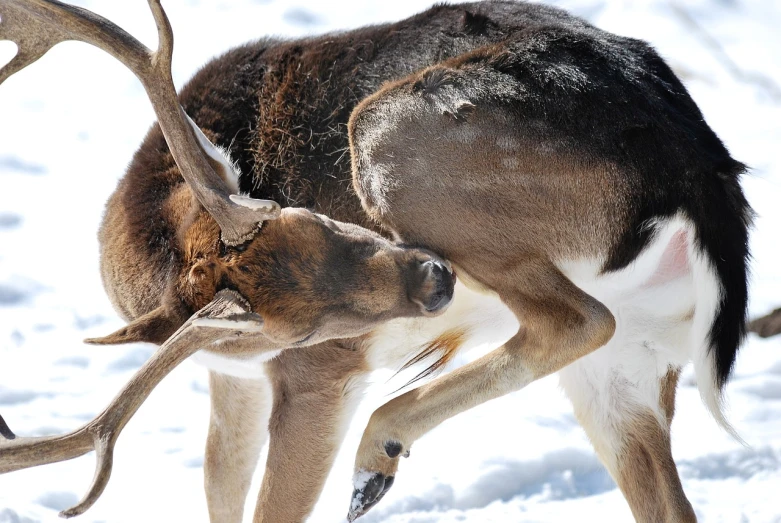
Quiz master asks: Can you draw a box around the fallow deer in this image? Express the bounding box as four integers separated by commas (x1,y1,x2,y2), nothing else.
0,1,751,523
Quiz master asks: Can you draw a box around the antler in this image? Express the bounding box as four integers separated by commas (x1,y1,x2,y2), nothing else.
0,290,263,518
0,0,279,246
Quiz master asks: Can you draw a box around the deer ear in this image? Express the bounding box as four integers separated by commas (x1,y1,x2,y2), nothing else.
85,305,184,345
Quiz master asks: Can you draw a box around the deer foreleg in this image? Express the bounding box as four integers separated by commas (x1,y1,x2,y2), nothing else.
254,342,368,523
205,371,272,523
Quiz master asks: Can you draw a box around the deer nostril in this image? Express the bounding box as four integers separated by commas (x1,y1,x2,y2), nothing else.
421,259,446,275
421,260,454,313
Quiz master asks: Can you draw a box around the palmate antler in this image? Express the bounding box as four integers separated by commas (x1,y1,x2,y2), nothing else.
0,0,279,246
0,290,264,518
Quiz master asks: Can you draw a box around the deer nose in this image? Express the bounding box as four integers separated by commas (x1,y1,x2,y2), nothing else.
420,260,455,314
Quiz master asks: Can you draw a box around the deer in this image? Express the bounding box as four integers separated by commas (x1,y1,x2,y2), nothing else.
0,1,752,523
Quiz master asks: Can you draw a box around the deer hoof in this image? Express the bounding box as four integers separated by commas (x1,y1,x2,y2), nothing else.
347,470,395,521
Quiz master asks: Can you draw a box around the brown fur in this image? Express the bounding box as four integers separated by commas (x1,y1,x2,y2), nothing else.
350,77,626,268
660,368,680,425
97,12,692,522
254,343,369,523
616,404,697,523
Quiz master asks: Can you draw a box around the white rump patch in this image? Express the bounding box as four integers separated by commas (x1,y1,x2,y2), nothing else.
556,214,740,466
688,238,744,443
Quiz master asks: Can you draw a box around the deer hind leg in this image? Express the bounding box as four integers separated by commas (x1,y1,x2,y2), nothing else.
205,371,272,523
348,259,616,519
254,342,368,523
559,359,696,523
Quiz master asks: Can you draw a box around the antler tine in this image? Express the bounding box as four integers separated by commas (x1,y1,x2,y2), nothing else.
0,0,280,246
147,0,173,70
0,415,15,440
0,290,264,518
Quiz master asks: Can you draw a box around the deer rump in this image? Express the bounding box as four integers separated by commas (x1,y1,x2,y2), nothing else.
0,1,751,522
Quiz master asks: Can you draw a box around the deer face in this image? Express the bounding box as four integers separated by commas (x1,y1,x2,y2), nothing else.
97,203,455,349
219,208,456,346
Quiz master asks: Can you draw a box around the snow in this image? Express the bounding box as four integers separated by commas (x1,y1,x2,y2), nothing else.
1,0,780,522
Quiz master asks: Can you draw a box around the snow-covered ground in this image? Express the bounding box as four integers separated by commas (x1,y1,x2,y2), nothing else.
1,0,780,521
